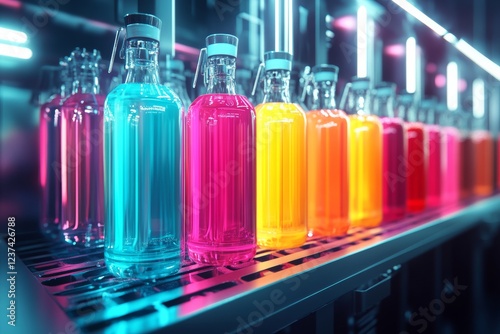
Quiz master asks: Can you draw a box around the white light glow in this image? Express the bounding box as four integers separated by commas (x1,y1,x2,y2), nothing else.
443,33,457,43
406,37,416,93
473,78,485,118
288,0,293,54
0,43,32,59
0,27,27,44
357,5,367,78
455,39,500,81
447,62,458,111
275,0,280,51
391,0,448,36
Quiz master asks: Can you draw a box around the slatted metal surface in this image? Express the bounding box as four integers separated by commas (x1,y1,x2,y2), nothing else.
5,195,500,334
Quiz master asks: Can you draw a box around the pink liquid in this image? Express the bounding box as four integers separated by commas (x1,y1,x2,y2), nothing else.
185,94,256,266
441,127,461,203
406,122,427,213
40,95,62,238
381,117,406,221
426,125,441,207
60,93,105,245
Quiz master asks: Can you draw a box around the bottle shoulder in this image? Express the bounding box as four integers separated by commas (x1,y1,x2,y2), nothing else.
62,93,105,110
255,102,305,114
189,94,256,113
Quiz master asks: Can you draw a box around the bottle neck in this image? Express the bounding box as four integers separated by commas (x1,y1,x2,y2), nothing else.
312,81,337,110
125,39,161,84
205,55,236,95
348,89,371,115
263,70,291,103
71,70,100,95
374,95,395,118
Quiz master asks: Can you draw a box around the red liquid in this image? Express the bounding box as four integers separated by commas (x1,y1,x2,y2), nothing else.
472,130,493,196
460,136,474,199
381,117,406,221
426,125,441,207
60,93,105,245
498,136,500,190
406,122,426,213
185,94,256,265
40,95,62,238
441,127,461,203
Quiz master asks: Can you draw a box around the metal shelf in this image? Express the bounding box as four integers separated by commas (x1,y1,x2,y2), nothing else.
1,195,500,334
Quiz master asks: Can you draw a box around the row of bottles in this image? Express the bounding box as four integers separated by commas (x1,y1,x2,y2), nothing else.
39,13,499,281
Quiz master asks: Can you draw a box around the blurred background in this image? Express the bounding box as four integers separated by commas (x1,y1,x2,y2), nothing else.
0,0,499,229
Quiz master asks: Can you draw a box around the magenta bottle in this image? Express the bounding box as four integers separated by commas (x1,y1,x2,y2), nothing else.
60,49,105,246
374,83,406,222
422,100,442,207
440,111,461,204
185,34,256,265
39,61,70,238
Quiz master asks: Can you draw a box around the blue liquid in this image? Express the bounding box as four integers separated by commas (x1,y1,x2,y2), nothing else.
104,83,182,279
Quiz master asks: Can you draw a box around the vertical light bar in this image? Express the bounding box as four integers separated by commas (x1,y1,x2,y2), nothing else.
283,0,288,51
357,5,367,78
288,0,293,54
275,0,281,50
473,78,485,118
447,62,458,111
406,37,416,93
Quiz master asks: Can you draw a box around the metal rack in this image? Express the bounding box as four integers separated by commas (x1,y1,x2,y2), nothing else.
1,195,500,334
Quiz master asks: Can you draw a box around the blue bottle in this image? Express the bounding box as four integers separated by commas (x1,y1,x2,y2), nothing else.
104,13,182,279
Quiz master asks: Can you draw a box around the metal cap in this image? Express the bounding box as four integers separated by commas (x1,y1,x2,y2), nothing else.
124,13,162,41
374,82,396,96
206,34,238,57
312,64,339,82
350,77,370,90
264,51,293,71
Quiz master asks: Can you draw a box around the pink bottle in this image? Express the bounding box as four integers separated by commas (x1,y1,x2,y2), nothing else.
421,100,442,207
440,111,461,204
60,49,105,246
374,83,406,222
185,34,256,266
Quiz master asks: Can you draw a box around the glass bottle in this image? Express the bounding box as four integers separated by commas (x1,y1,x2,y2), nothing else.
400,95,427,213
104,14,182,279
471,116,493,196
60,48,105,246
40,60,71,238
440,109,461,203
255,51,307,248
306,65,349,236
373,83,406,222
185,34,256,265
459,111,474,199
342,77,382,227
421,100,442,207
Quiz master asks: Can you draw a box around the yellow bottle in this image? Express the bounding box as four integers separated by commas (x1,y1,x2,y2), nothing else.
255,51,307,249
343,78,383,227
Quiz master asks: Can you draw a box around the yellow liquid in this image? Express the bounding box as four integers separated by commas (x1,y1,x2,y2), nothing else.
256,102,307,249
349,114,383,227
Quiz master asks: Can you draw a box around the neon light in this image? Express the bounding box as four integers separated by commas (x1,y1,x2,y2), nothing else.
406,37,416,93
447,62,458,111
473,78,485,118
357,5,367,78
0,27,27,44
0,43,32,59
391,0,447,36
455,39,500,81
275,0,280,51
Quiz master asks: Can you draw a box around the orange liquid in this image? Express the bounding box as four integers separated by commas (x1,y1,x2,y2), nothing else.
349,115,383,227
306,109,349,237
472,130,493,196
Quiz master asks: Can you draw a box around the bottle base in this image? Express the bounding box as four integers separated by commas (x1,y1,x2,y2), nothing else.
257,230,307,250
382,208,406,223
188,243,256,266
105,250,181,280
307,218,349,237
62,228,104,247
350,214,382,228
407,199,426,213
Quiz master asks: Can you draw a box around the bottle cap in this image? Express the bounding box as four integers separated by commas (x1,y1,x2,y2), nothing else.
312,64,339,82
206,34,238,57
374,82,396,96
264,51,292,71
350,77,370,90
124,13,162,41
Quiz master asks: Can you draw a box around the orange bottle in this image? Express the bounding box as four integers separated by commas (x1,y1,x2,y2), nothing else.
306,65,349,236
472,129,493,196
342,77,382,228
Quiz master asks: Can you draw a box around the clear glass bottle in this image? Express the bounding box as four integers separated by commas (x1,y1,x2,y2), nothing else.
255,51,307,249
421,100,442,207
400,95,427,213
306,65,349,236
40,60,71,239
185,34,256,265
104,14,182,279
342,77,382,227
374,83,406,222
60,48,105,246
